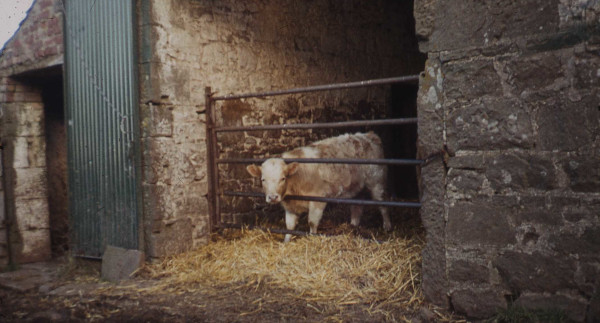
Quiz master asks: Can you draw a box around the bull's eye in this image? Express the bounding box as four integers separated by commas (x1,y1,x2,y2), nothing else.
280,177,285,182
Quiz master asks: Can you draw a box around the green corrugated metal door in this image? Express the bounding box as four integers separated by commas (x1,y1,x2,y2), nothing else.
64,0,140,258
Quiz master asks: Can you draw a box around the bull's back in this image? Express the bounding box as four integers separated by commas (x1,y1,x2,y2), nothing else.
283,132,383,160
283,132,385,199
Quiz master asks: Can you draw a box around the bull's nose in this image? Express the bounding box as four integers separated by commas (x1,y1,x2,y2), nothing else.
266,194,280,203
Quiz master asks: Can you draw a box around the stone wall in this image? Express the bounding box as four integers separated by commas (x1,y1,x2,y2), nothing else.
0,145,6,266
0,0,64,265
139,0,424,257
415,0,600,321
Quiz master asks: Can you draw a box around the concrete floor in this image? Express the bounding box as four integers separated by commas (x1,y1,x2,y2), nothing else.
0,262,62,292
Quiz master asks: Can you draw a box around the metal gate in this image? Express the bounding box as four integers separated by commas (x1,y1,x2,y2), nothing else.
64,0,141,258
205,76,422,236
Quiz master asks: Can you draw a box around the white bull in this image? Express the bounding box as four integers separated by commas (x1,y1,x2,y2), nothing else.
247,132,391,242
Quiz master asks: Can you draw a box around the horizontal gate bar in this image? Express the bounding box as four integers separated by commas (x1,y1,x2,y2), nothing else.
224,191,422,208
217,157,424,166
215,117,417,133
211,75,419,101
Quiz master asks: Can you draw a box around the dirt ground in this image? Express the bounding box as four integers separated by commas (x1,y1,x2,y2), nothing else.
0,265,459,323
0,217,465,322
0,280,442,322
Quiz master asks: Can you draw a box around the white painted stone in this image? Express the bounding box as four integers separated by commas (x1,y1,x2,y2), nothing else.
15,198,50,231
13,137,30,168
14,168,47,199
17,229,51,263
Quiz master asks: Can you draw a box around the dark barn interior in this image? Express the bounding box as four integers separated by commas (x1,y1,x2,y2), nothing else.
210,0,426,234
14,66,69,257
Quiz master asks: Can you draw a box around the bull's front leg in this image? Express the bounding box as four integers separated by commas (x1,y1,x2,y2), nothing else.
308,201,326,235
350,205,364,227
284,210,298,243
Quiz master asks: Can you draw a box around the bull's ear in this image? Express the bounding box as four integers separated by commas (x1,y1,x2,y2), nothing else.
286,162,300,176
246,165,262,177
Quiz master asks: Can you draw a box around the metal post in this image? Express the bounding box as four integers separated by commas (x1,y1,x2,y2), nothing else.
204,87,219,231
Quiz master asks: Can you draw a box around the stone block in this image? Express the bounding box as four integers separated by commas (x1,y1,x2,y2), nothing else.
140,103,173,137
101,245,145,282
15,198,50,231
493,251,577,293
448,259,490,284
514,292,587,322
0,191,4,222
485,153,558,192
447,199,516,247
451,288,507,319
447,169,486,198
578,258,600,297
1,103,44,137
142,137,176,185
571,51,600,89
173,181,209,215
417,57,444,157
160,65,191,104
588,292,600,323
554,195,599,224
2,136,45,169
549,225,600,256
147,217,193,258
413,0,437,45
172,119,205,145
419,159,449,307
510,195,562,227
13,168,48,199
11,137,30,168
169,146,206,185
11,229,51,263
499,51,565,96
534,93,599,151
562,156,600,193
447,152,485,170
142,183,173,231
139,61,164,103
421,234,448,308
420,0,559,52
446,99,533,153
443,59,502,101
0,227,6,244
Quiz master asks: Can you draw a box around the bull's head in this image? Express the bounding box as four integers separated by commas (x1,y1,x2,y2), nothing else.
247,158,299,204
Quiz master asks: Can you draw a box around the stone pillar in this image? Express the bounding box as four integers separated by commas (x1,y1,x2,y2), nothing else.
0,78,51,264
415,0,600,321
0,143,7,266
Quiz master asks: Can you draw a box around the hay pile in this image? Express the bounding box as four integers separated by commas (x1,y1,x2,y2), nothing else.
143,228,424,317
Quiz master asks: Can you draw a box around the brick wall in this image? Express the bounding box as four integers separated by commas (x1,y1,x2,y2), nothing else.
415,0,600,321
0,0,64,265
0,0,63,73
139,0,424,257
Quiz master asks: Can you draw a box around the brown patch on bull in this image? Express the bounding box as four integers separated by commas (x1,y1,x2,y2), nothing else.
246,164,261,178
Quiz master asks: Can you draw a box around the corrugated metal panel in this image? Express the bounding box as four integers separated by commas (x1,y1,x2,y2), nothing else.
64,0,140,258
